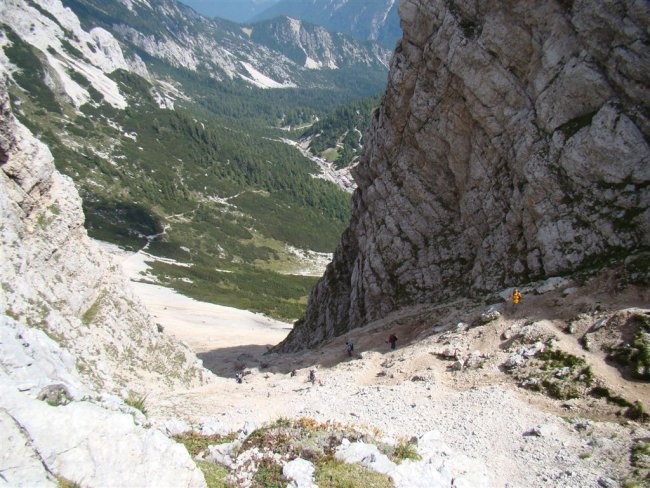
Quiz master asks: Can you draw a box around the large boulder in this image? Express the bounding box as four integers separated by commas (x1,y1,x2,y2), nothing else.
0,315,206,487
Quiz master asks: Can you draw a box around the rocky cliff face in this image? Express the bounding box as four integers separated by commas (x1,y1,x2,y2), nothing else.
249,16,391,69
0,76,212,484
0,82,207,392
279,0,650,351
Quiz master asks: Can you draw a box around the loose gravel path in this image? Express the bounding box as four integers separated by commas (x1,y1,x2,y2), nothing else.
111,245,649,486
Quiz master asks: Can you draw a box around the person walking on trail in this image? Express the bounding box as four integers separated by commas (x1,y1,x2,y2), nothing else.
308,369,316,384
387,333,398,350
345,340,354,357
235,371,243,384
510,288,522,314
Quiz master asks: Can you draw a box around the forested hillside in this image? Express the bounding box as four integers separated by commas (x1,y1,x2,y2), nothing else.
302,96,378,169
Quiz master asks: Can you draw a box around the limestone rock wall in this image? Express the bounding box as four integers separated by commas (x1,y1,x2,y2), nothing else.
280,0,650,350
0,315,206,487
0,82,207,391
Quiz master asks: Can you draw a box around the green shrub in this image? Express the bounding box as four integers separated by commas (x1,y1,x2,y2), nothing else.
607,314,650,380
252,459,285,488
626,401,649,422
391,439,421,463
631,441,650,468
589,387,648,421
542,379,581,400
627,440,650,486
536,349,586,369
515,347,592,400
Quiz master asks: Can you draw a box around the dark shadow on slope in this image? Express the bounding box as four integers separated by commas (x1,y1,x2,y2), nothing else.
198,344,274,378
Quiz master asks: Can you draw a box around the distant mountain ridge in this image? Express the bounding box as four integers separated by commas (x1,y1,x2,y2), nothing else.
248,16,391,70
253,0,401,47
60,0,390,89
178,0,280,23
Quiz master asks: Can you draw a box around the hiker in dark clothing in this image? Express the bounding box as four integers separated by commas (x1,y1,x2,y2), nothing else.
308,369,316,384
387,334,398,350
345,341,354,357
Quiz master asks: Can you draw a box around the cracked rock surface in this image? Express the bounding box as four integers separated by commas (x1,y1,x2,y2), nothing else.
280,0,650,351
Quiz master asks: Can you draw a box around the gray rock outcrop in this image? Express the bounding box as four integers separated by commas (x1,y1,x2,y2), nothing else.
0,80,207,392
279,0,650,350
0,70,213,485
0,315,206,487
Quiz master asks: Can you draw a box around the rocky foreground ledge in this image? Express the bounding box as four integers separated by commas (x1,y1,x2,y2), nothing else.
0,315,206,487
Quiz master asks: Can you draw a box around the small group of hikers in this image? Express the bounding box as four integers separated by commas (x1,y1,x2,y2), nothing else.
235,289,524,383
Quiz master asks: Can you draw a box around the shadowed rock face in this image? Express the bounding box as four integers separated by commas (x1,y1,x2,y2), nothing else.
278,0,650,351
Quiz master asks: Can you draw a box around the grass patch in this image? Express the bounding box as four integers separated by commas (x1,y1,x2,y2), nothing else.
56,476,80,488
315,457,393,488
240,417,376,462
321,147,339,162
147,260,316,322
514,347,594,400
124,391,147,415
391,439,421,464
81,292,105,325
607,314,650,381
195,460,231,488
173,432,237,458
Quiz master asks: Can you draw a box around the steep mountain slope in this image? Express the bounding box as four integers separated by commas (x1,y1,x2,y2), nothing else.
0,81,207,393
279,0,650,350
62,0,390,89
0,72,212,484
254,0,401,48
248,16,390,70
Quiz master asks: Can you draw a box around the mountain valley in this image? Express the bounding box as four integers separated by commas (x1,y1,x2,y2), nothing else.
1,0,649,487
1,0,389,320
